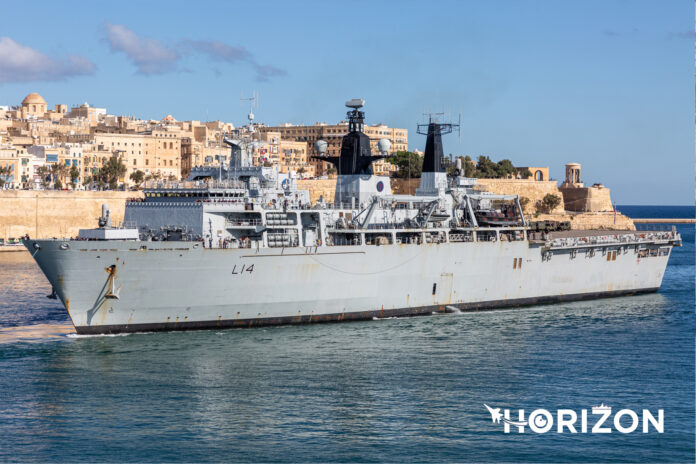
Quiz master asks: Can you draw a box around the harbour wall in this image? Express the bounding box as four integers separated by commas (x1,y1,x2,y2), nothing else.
0,178,634,240
0,191,143,240
473,179,566,214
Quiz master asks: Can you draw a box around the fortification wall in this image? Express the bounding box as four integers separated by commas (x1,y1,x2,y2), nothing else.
473,179,565,214
570,212,634,230
0,178,632,241
0,191,143,240
297,179,335,204
390,178,419,195
560,186,613,212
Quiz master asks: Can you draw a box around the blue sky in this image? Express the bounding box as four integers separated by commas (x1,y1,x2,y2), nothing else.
0,0,693,204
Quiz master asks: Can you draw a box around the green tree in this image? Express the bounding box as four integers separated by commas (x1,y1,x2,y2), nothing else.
387,151,423,178
98,154,127,190
463,155,476,177
69,166,80,189
475,156,497,178
494,159,517,178
50,163,69,188
129,170,145,188
519,168,532,179
542,193,562,212
0,165,12,187
37,165,51,189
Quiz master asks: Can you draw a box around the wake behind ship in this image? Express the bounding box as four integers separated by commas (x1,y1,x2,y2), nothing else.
26,99,681,334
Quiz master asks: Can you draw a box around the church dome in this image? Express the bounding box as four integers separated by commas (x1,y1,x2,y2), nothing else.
22,92,46,106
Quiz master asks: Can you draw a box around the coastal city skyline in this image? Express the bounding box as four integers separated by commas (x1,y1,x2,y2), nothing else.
0,0,692,204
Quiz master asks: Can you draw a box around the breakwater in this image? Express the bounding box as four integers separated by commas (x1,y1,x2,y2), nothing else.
633,218,695,224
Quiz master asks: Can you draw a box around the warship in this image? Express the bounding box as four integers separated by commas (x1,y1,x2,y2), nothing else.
25,99,681,334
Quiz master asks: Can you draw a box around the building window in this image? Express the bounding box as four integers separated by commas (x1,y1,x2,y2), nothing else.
133,160,137,166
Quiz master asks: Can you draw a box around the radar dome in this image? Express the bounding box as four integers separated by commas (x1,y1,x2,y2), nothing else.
315,140,328,156
377,138,391,155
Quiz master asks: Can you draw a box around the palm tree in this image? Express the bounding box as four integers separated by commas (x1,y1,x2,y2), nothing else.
50,163,69,189
0,165,12,187
37,165,51,189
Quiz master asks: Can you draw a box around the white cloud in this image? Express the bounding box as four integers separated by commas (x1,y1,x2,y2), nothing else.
183,39,286,82
104,24,286,81
103,23,180,75
0,37,96,83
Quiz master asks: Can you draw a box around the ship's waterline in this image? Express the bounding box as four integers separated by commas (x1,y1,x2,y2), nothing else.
28,236,671,334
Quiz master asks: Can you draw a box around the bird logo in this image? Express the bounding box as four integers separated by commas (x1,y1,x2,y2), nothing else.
484,404,528,427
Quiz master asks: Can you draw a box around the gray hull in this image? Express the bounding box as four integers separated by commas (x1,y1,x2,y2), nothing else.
27,238,670,334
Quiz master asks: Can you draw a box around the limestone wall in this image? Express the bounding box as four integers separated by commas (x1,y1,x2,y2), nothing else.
391,178,419,195
0,178,632,241
0,190,143,240
560,186,613,212
570,212,634,230
297,179,336,204
473,179,566,214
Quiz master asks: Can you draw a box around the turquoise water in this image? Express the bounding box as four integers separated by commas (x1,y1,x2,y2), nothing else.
0,206,693,462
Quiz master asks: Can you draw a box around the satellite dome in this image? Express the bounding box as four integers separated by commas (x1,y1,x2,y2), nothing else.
315,140,328,156
377,138,391,155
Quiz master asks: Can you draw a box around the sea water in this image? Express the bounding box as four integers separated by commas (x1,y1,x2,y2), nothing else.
0,206,693,462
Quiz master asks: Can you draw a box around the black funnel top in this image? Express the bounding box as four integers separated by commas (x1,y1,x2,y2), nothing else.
313,103,388,175
422,122,445,173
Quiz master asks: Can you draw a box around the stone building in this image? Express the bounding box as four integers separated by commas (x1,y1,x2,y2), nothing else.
0,145,30,188
20,93,48,118
92,128,182,186
559,163,613,212
254,131,315,177
259,122,407,176
516,166,549,181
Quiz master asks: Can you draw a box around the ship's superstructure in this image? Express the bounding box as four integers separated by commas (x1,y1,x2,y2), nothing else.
25,100,681,334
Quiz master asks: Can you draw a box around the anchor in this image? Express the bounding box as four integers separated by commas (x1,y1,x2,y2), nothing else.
104,264,121,300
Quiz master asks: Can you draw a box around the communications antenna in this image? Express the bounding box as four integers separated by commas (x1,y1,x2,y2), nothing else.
240,91,259,127
418,113,461,171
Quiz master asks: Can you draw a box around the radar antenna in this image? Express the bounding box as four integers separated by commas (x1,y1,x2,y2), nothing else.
417,113,460,137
